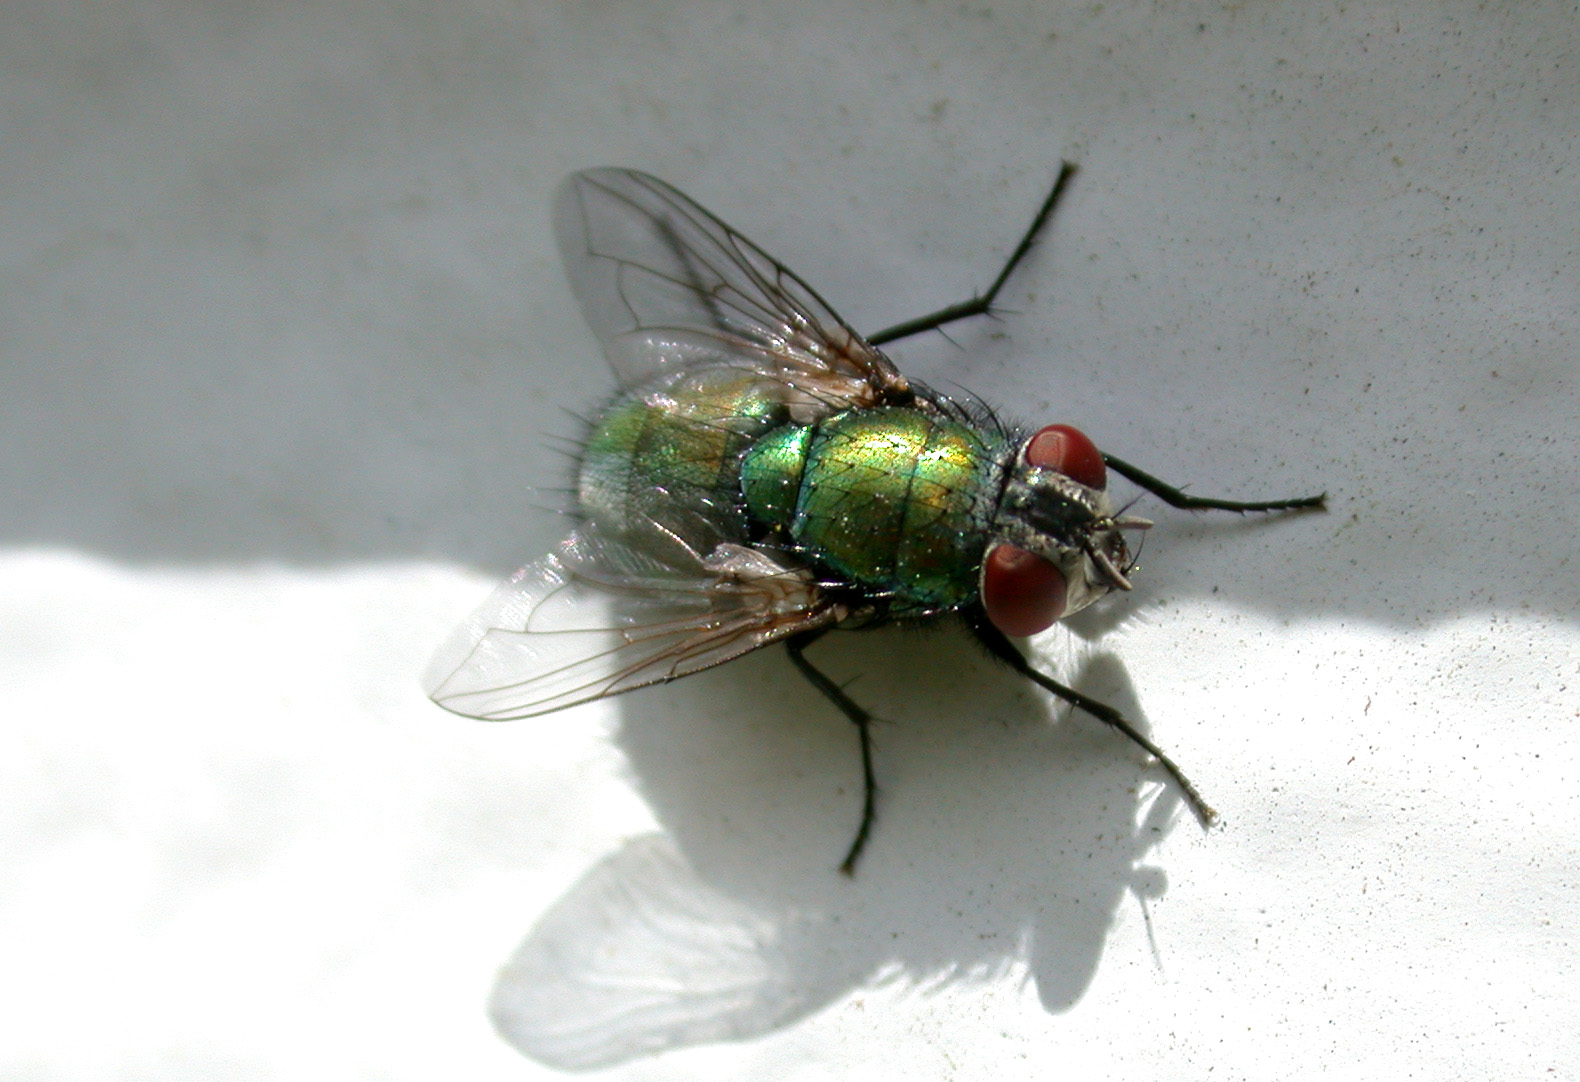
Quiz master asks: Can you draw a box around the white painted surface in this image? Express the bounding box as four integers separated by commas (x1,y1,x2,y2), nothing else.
3,3,1576,1078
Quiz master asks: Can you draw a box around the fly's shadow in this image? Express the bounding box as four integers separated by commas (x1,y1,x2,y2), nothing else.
488,624,1188,1069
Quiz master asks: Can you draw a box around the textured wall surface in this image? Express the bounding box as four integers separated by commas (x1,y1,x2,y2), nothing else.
3,3,1576,1079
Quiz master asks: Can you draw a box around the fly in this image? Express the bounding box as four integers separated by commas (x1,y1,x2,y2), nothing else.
425,164,1325,875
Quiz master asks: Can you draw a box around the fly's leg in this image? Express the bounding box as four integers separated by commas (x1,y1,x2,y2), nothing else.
786,630,879,876
1104,453,1326,513
866,163,1078,347
967,612,1219,828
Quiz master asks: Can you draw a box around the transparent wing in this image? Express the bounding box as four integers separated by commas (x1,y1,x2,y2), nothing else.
425,527,839,721
554,167,910,407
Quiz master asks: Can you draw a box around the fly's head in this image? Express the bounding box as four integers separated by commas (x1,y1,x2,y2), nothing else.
982,424,1151,637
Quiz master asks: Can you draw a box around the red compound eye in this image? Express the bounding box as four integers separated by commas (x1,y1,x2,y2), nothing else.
981,542,1068,638
1024,424,1105,489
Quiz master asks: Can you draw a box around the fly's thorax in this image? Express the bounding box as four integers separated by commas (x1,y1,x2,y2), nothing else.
982,423,1145,636
578,368,791,555
742,406,1012,613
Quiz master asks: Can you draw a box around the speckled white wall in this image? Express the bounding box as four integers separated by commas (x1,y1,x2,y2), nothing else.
2,2,1576,1079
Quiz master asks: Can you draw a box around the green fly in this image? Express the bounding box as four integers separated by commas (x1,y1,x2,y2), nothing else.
426,165,1324,874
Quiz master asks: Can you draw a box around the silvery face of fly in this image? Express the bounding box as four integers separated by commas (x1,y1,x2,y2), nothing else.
426,165,1325,875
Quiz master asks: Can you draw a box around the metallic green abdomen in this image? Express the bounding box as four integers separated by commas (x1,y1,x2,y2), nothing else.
579,369,789,559
744,407,1010,612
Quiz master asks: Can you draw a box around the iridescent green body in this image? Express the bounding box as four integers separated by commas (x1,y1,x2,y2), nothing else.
578,369,789,566
433,167,1325,876
579,370,1013,615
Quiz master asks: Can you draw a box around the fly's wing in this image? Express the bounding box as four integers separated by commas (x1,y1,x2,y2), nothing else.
554,168,910,412
425,527,839,721
428,170,895,720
